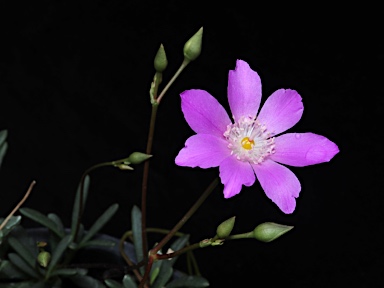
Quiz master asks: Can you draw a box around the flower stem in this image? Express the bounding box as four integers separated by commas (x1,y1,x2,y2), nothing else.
227,232,254,240
156,242,201,260
73,161,114,242
139,178,218,286
119,231,147,287
156,230,256,260
140,58,190,266
156,58,190,104
138,257,154,288
152,177,219,255
0,181,36,231
140,104,158,266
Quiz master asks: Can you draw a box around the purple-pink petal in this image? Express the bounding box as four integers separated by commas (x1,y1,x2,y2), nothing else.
175,134,230,168
257,89,303,136
219,156,256,198
180,90,231,138
228,60,262,121
271,133,339,167
252,159,301,214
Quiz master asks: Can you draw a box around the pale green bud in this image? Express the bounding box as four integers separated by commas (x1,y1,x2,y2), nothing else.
211,239,224,246
37,251,51,267
154,44,168,72
36,241,48,248
253,222,293,243
216,216,236,238
126,152,152,165
116,164,134,170
183,27,203,61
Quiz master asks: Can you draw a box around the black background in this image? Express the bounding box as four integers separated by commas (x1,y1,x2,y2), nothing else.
1,2,382,287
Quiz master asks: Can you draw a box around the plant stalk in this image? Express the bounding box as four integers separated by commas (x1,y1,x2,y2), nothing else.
151,177,218,255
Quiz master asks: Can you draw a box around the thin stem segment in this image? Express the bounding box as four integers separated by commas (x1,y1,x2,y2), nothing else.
73,161,115,241
152,177,218,255
139,178,218,286
0,181,36,231
156,58,190,104
140,104,158,266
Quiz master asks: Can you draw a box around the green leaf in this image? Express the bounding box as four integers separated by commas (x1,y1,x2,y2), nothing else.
47,213,66,252
70,275,106,288
151,260,173,288
105,279,123,288
71,175,90,237
0,143,7,166
131,206,143,274
0,259,29,279
19,208,63,238
8,253,40,279
170,234,190,251
169,234,190,266
47,213,65,236
30,282,46,288
0,130,7,145
0,216,21,246
0,129,8,168
122,274,138,288
8,237,36,268
46,234,73,277
1,226,33,259
0,281,37,288
1,215,21,232
166,275,210,288
79,203,119,246
50,268,88,277
80,239,115,248
150,259,162,285
48,232,61,255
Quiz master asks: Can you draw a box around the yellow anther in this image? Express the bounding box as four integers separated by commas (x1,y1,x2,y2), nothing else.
241,137,254,150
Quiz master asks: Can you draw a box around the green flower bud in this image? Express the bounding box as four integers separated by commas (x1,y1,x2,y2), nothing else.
183,27,203,61
216,216,236,238
37,251,51,267
126,152,152,165
36,241,48,248
211,239,224,246
253,222,293,243
154,44,168,72
116,164,134,170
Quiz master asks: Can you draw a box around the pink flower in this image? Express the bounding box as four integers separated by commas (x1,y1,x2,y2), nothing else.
175,60,339,214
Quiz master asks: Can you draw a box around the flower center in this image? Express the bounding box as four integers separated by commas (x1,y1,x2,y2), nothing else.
241,137,254,150
224,116,275,164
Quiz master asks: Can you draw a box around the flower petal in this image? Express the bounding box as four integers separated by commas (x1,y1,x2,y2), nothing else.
271,133,339,167
175,134,230,168
180,90,231,138
219,156,255,198
257,89,303,136
228,60,262,120
253,159,300,214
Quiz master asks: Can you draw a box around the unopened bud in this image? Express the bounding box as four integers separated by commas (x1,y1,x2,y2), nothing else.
154,44,168,72
126,152,152,165
117,164,134,170
253,222,293,243
216,216,236,238
37,241,48,248
183,27,203,61
37,251,51,267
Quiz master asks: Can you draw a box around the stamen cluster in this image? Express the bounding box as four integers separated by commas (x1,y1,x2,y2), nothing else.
224,116,275,164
